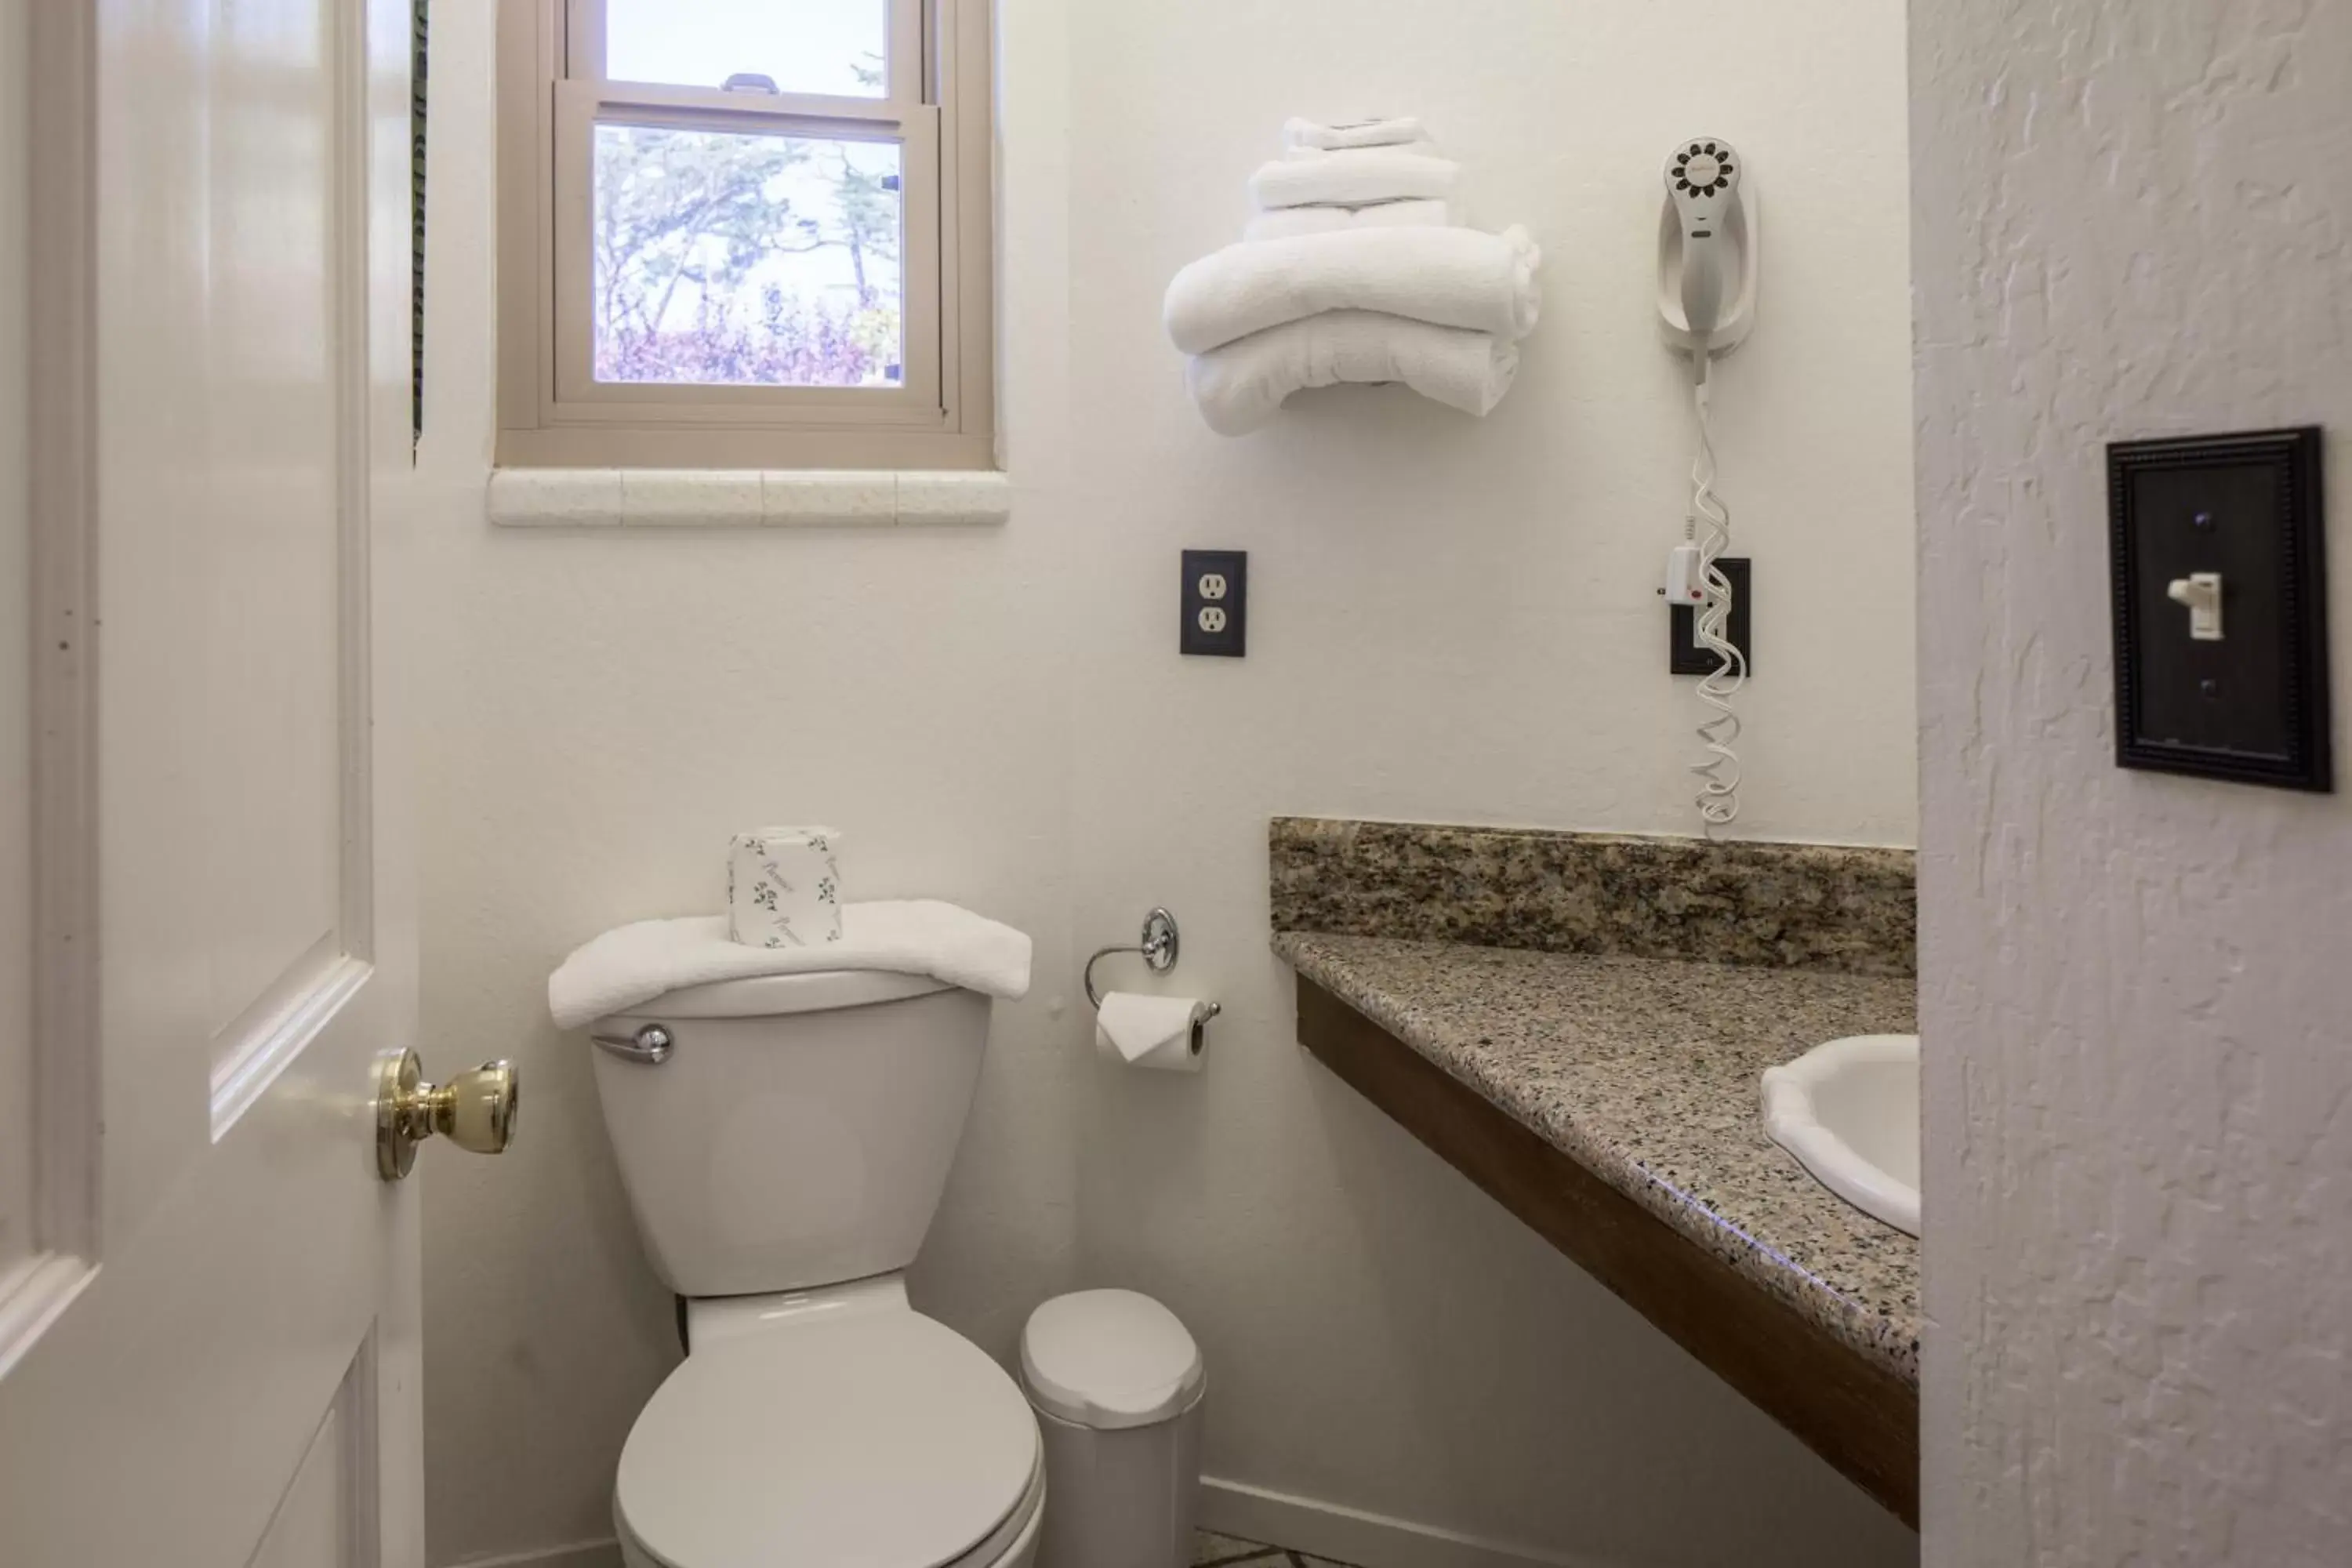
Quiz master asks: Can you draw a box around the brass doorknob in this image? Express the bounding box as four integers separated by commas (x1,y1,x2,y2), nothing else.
375,1048,520,1181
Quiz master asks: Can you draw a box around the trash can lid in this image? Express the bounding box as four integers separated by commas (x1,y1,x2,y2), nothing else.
1020,1289,1205,1431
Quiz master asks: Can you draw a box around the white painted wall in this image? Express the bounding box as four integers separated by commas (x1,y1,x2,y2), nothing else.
1062,5,1915,1563
411,7,1081,1561
416,2,1918,1565
0,0,29,1284
1912,4,2352,1563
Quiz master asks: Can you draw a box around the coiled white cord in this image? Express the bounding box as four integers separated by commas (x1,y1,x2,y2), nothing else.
1687,372,1744,829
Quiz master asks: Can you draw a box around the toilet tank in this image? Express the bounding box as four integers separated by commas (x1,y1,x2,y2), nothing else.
590,969,993,1298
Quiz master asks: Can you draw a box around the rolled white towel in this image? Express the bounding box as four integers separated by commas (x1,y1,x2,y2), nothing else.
1164,225,1541,356
1244,199,1457,242
1283,115,1425,151
1186,311,1520,437
1250,148,1460,210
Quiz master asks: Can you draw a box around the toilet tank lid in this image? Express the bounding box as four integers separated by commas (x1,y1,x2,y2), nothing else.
605,967,955,1021
1020,1289,1204,1430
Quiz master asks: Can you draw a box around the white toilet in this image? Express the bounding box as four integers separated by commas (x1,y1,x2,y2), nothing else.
590,967,1044,1568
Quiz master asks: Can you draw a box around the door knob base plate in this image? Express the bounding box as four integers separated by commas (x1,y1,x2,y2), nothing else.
375,1048,425,1182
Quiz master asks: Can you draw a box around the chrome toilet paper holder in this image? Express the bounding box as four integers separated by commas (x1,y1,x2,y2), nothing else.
1085,906,1221,1048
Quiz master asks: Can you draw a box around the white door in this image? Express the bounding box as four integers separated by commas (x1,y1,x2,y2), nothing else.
0,2,487,1564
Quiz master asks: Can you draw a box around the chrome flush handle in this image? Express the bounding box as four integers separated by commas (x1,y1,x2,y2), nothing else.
591,1023,674,1066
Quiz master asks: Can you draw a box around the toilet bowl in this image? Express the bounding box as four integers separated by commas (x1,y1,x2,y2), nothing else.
590,967,1040,1568
615,1280,1044,1568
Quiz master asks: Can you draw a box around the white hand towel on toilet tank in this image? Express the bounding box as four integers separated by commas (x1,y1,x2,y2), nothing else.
548,902,1033,1030
724,826,844,948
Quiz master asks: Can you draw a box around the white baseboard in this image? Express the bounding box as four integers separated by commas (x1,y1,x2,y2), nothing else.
1200,1477,1627,1568
437,1539,622,1568
437,1486,1616,1568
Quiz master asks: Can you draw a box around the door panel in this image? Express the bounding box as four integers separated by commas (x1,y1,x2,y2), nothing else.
0,0,27,1293
199,0,349,1059
0,0,426,1563
253,1394,362,1568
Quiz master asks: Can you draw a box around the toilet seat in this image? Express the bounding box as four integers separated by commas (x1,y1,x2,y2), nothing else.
615,1307,1042,1568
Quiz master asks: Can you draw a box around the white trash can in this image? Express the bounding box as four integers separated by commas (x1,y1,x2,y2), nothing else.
1020,1289,1206,1568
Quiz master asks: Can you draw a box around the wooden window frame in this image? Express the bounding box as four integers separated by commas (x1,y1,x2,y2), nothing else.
496,0,994,470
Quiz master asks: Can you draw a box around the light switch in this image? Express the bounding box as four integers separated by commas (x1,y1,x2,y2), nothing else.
2108,427,2330,791
2165,572,2224,641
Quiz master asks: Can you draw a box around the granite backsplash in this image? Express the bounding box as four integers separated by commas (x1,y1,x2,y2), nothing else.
1269,818,1915,976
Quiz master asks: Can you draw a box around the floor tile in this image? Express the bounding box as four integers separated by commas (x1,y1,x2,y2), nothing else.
1189,1529,1359,1567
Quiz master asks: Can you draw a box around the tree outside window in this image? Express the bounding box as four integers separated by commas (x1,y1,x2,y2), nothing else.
590,122,906,390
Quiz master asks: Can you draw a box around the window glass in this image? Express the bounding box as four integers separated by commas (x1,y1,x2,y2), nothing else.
591,123,905,388
604,0,889,100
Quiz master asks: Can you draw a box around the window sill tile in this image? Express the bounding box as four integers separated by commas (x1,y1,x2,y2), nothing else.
763,470,896,526
898,470,1012,525
622,469,764,526
488,469,1010,529
486,467,624,527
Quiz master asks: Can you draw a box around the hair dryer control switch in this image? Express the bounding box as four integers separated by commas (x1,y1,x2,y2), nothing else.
1669,557,1752,676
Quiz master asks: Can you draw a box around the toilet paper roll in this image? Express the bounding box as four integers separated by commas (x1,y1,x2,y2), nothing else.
724,826,844,948
1094,992,1210,1074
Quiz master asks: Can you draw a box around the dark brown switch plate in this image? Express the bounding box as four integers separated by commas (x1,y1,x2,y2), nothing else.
2108,427,2329,791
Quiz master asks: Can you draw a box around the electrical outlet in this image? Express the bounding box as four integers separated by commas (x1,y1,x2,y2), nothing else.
1181,550,1247,657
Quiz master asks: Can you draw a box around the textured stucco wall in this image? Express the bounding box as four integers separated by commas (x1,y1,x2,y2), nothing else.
1911,3,2352,1562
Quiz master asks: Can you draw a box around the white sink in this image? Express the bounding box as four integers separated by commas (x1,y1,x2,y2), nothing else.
1760,1033,1920,1236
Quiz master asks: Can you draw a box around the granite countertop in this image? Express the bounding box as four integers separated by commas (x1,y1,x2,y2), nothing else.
1274,930,1922,1385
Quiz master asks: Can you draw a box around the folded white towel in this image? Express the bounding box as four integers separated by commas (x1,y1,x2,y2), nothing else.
1243,199,1456,242
1250,149,1460,210
1284,115,1425,151
1164,225,1541,355
1186,311,1519,436
1282,138,1443,162
548,900,1033,1029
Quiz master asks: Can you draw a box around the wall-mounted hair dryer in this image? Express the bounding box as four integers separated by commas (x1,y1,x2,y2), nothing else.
1656,136,1758,379
1655,136,1757,830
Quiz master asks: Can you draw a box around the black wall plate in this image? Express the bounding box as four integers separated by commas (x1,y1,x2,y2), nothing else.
1670,557,1751,677
1180,548,1247,657
2108,427,2330,791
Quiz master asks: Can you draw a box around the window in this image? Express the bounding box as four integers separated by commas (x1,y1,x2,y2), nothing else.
498,0,993,469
